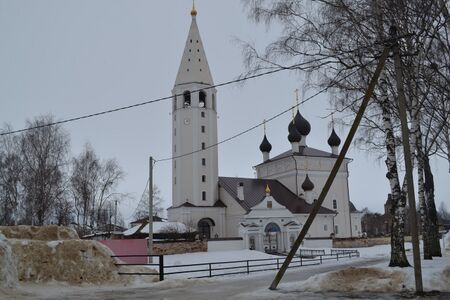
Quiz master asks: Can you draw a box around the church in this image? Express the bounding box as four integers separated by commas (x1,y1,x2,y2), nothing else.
167,5,362,253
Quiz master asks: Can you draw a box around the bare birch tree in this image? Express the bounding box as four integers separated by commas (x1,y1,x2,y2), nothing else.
242,0,449,265
0,124,23,225
20,115,70,225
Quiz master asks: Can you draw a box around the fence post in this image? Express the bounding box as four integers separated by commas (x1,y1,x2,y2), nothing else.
247,260,250,274
159,255,164,281
336,253,339,261
300,255,302,266
209,263,212,277
277,258,280,269
320,255,322,264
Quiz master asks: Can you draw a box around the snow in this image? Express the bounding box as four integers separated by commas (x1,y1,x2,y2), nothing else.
46,240,63,248
140,222,189,234
123,222,190,236
161,249,284,278
1,234,450,299
122,224,141,236
164,249,280,266
0,233,18,289
274,255,450,294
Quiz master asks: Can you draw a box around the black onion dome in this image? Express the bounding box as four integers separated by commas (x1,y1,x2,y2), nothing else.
294,110,311,136
327,128,341,147
259,134,272,152
301,174,315,191
288,120,301,143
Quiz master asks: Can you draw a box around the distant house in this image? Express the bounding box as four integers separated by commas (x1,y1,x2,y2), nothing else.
81,223,127,240
124,216,193,240
361,194,394,237
129,215,164,228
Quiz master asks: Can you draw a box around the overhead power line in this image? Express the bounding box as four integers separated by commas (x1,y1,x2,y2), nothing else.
1,66,302,137
0,33,411,138
155,61,373,163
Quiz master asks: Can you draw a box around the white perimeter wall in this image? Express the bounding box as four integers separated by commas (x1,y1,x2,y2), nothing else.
207,239,244,252
303,238,333,248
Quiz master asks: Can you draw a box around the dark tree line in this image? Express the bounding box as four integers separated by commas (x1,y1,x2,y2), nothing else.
242,0,449,265
0,115,125,234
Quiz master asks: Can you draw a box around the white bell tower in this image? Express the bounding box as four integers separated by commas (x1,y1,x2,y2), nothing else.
171,4,218,208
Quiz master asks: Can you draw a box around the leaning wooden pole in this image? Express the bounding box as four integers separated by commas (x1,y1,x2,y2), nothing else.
391,25,423,293
269,46,391,290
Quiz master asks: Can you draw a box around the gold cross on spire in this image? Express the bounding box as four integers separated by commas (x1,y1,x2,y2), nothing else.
263,119,266,134
191,0,197,16
294,88,299,107
331,112,335,128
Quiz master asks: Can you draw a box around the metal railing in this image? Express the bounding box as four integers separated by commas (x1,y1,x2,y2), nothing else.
112,250,359,281
112,254,164,281
298,249,326,257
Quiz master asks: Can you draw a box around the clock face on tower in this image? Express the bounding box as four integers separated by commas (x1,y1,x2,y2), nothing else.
184,118,191,125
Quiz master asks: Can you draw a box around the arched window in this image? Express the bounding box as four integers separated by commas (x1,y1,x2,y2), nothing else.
183,91,191,108
333,199,337,210
199,91,206,108
264,222,281,233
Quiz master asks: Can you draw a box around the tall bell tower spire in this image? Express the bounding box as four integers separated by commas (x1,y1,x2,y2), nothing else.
171,4,218,209
174,2,214,87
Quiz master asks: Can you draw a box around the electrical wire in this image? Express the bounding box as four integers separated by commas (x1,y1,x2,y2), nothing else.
0,32,409,138
0,66,303,137
131,178,150,219
155,60,374,163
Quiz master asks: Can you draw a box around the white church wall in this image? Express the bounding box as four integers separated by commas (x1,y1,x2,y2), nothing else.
168,206,226,238
295,214,334,238
350,213,363,237
207,239,244,252
303,238,333,248
219,187,247,237
257,155,354,238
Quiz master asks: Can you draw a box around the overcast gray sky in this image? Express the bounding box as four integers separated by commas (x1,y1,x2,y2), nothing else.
1,1,448,225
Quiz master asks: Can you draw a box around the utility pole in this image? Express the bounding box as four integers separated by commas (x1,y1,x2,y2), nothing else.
391,25,423,294
114,199,117,232
148,156,154,263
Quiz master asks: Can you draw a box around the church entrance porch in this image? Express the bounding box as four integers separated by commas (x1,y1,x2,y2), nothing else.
198,218,215,240
240,219,301,254
263,222,281,253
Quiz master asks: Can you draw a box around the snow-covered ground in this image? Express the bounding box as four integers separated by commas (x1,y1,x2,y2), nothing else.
1,234,449,299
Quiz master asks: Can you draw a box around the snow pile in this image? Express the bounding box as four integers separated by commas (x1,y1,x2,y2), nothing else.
0,225,158,286
294,267,405,293
0,225,79,240
0,233,18,289
9,238,123,284
283,255,450,294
